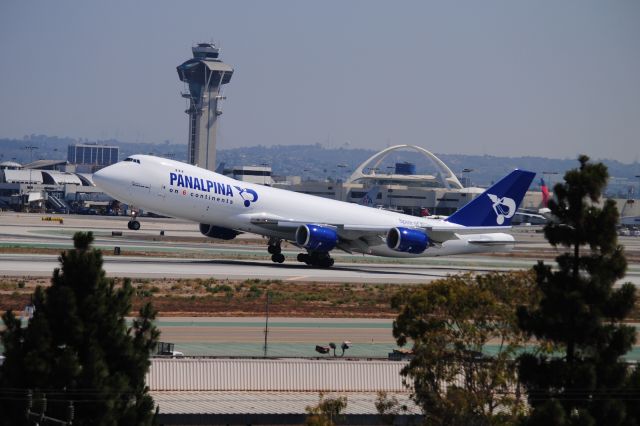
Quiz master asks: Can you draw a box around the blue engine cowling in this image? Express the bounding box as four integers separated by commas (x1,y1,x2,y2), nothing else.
199,223,240,240
386,227,429,254
295,224,338,252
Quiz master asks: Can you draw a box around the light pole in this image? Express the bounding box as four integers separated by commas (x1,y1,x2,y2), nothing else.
461,168,474,187
22,145,39,187
335,163,347,184
260,162,269,185
21,145,38,211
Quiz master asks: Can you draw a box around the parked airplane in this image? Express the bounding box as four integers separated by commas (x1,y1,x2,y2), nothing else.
358,186,380,207
93,155,535,267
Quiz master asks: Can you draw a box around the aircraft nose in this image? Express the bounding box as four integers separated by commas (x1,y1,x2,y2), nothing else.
93,164,124,197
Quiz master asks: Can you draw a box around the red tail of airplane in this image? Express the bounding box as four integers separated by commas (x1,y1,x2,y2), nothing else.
540,178,550,207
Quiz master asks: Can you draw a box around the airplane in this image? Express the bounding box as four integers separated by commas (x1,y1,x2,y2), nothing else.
358,186,380,207
93,155,536,267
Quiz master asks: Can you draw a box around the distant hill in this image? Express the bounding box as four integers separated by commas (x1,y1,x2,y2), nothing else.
2,135,638,197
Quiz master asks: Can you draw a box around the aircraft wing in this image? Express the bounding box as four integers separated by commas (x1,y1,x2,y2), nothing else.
343,224,512,244
249,215,510,245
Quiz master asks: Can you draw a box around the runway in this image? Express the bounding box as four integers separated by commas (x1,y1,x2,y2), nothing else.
2,213,640,360
1,212,639,284
0,253,541,283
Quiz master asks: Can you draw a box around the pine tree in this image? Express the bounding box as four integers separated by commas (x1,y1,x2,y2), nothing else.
0,232,159,426
517,155,637,425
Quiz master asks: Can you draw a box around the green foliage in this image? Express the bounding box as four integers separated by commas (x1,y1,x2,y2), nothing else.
0,232,160,426
205,283,234,294
246,284,263,299
391,271,537,425
305,392,348,426
375,391,411,425
517,156,637,425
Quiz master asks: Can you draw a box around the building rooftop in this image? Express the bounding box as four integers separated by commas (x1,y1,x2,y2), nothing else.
23,159,69,170
0,161,22,169
151,390,420,417
147,358,410,392
41,170,82,185
1,169,43,184
147,358,421,424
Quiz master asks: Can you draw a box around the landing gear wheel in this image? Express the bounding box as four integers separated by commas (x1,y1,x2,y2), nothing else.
128,220,140,231
271,253,285,263
301,252,334,268
268,245,282,255
267,238,282,256
318,257,334,268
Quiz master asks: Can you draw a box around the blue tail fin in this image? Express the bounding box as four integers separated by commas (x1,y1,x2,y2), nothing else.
446,170,536,227
359,186,380,207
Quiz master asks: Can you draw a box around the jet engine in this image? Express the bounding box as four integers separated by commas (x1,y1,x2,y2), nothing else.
295,224,338,251
386,227,429,254
199,223,240,240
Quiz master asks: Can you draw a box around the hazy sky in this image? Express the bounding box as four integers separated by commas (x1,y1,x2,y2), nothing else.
1,1,638,162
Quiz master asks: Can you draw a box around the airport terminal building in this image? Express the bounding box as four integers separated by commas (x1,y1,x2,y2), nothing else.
0,148,113,213
3,143,638,223
272,145,545,217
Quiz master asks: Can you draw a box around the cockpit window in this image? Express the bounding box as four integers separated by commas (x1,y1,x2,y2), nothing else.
124,157,141,164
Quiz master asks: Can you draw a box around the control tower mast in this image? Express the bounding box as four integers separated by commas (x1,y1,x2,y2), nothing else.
177,43,233,171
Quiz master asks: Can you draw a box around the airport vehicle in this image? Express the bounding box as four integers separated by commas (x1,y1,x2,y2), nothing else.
93,155,535,267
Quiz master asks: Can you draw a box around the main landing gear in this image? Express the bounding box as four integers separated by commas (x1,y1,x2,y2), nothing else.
297,251,334,268
266,238,334,267
268,238,285,264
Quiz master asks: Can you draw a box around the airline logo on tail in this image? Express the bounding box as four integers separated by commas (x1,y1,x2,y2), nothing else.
487,193,516,225
361,194,375,206
359,186,380,207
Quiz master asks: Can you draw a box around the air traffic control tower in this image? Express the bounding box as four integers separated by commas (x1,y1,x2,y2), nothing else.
177,43,233,171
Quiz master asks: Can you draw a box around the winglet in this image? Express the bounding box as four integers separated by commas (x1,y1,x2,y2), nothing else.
446,170,536,227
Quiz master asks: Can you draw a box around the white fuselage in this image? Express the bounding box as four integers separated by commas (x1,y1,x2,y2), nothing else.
94,155,515,258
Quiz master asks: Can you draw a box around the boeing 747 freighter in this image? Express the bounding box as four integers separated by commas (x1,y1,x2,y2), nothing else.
93,155,535,267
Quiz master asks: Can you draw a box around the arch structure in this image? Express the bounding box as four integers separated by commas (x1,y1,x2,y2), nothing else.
346,145,463,189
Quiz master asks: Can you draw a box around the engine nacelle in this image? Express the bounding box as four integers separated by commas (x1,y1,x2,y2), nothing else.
295,224,338,252
386,227,429,254
199,223,240,240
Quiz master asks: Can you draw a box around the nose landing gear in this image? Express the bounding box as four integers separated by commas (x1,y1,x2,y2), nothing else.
127,210,140,230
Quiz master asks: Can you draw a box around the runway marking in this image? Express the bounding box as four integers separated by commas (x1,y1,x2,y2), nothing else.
286,275,309,281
